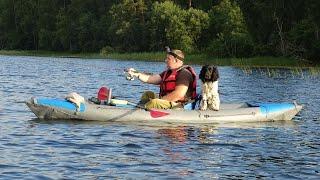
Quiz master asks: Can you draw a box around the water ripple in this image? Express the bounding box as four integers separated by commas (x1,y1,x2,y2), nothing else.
0,55,319,179
122,143,143,149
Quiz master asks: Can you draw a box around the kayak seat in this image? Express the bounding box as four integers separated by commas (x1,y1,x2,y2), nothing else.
184,94,202,110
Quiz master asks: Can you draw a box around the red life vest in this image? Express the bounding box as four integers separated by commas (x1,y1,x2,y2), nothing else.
159,66,197,102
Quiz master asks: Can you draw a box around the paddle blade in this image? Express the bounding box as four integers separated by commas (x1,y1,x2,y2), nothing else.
150,109,170,118
98,87,109,101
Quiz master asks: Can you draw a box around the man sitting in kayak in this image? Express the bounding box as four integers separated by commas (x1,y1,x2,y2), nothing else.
126,47,197,110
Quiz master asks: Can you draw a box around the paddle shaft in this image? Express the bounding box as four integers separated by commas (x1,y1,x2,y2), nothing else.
98,86,169,118
126,101,146,110
125,100,170,118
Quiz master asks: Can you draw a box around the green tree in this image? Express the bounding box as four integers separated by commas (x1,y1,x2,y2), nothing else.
173,0,221,10
55,8,78,51
1,0,39,50
0,0,11,49
54,0,111,52
185,8,209,51
205,0,253,57
37,0,61,50
108,0,148,52
149,1,208,52
237,0,320,62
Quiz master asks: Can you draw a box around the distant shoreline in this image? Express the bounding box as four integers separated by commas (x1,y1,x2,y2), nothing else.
0,50,313,67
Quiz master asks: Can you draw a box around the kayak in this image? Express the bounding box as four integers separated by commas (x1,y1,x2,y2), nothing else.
25,97,302,124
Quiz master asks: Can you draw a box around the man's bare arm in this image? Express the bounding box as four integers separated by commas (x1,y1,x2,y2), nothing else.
126,68,162,85
138,73,162,85
161,85,188,102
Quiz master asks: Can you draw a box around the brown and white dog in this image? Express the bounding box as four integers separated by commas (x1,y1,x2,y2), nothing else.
199,65,220,111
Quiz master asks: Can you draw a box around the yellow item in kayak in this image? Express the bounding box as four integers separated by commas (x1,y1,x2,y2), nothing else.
110,99,128,105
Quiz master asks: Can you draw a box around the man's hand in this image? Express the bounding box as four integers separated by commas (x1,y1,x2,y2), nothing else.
125,68,162,84
125,68,139,77
124,68,140,81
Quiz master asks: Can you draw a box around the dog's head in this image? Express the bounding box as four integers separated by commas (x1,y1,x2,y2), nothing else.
199,65,219,83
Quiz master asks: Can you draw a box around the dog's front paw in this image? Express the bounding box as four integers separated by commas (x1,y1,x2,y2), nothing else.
200,100,207,110
200,106,207,111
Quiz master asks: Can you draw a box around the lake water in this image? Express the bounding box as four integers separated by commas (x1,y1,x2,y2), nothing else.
0,55,319,179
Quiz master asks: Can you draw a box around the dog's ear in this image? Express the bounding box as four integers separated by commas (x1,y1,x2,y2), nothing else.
199,65,208,82
211,66,219,81
205,66,212,80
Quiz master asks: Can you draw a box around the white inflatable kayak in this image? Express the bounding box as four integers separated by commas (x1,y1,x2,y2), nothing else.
25,97,302,124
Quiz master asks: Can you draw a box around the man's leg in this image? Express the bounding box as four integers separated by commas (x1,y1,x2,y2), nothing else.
140,91,181,110
145,98,172,110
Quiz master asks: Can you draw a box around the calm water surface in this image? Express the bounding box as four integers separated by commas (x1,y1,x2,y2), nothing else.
0,55,319,179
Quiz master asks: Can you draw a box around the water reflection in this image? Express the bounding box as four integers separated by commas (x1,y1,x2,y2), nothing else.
158,127,189,143
156,121,296,145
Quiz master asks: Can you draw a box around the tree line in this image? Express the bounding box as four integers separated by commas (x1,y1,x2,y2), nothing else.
0,0,319,62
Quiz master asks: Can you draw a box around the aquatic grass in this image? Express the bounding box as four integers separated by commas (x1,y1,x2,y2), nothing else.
228,56,308,67
290,67,303,78
238,66,320,78
240,67,282,77
308,67,320,77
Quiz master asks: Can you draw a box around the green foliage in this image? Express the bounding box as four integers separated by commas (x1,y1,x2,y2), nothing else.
185,8,210,48
236,0,320,62
286,6,320,61
149,1,208,52
100,46,115,56
0,0,38,50
149,1,188,50
108,0,148,52
55,10,76,51
205,0,253,57
37,0,60,50
78,12,99,51
0,0,318,63
207,32,253,58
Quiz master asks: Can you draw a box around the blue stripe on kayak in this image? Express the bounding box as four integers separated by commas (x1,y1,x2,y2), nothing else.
36,98,85,112
258,103,295,115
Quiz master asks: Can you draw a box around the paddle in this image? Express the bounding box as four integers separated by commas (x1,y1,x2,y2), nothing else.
97,87,169,118
117,99,170,118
